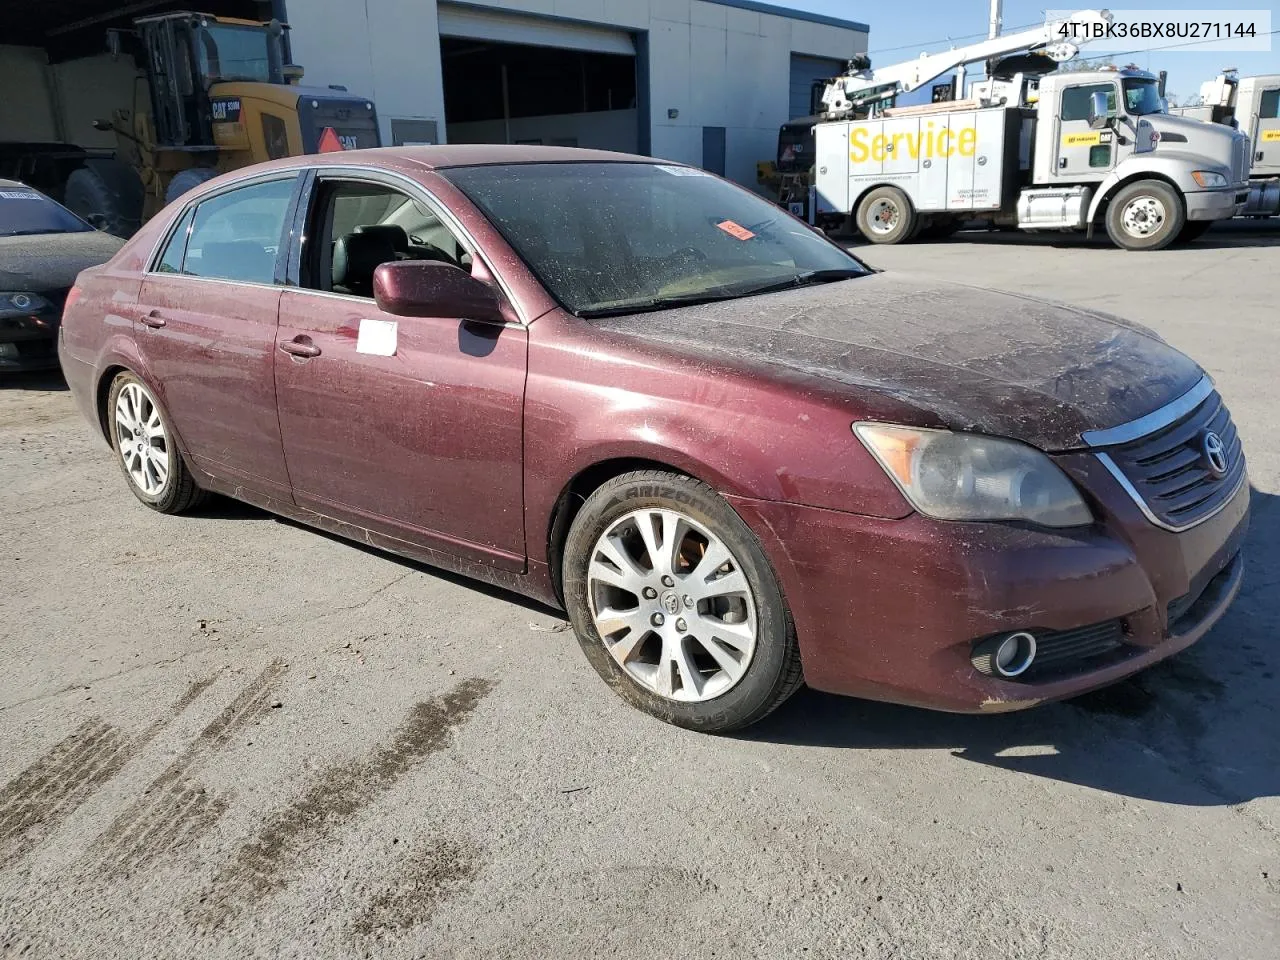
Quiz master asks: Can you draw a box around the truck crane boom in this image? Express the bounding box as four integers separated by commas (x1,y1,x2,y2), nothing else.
821,8,1114,116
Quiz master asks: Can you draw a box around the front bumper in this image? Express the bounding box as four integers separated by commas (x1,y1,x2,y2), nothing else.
1185,184,1249,221
0,316,60,371
729,470,1249,713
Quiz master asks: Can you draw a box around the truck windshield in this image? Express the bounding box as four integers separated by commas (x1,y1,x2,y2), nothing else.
0,186,93,237
442,162,869,317
1123,79,1164,116
196,24,282,84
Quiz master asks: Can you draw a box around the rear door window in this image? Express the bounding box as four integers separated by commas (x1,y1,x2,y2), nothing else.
173,176,297,283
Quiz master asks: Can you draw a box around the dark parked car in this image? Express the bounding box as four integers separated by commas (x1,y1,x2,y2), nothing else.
59,147,1247,732
1,179,123,372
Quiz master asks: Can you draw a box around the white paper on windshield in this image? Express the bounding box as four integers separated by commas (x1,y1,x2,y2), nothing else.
654,165,707,177
356,318,398,357
0,190,41,200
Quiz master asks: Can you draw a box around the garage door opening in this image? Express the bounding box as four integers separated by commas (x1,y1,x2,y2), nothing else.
441,36,638,153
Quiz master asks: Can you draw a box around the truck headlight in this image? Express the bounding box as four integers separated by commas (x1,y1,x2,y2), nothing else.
0,292,52,317
853,423,1093,528
1191,170,1228,188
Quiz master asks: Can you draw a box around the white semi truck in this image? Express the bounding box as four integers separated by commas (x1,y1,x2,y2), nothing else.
1171,71,1280,217
813,64,1251,250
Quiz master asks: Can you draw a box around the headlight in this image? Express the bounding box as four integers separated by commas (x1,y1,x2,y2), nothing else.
0,292,52,317
1190,170,1228,188
853,423,1093,528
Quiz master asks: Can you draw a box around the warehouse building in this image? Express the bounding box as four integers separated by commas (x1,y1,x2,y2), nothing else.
1,0,866,191
287,0,868,186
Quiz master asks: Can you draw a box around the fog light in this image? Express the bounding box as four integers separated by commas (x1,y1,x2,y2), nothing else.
971,631,1038,678
0,343,18,359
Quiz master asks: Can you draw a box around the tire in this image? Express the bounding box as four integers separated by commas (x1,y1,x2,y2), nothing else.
562,470,804,733
1104,180,1185,251
63,159,144,238
855,186,918,244
107,371,207,514
165,166,219,204
1174,220,1213,244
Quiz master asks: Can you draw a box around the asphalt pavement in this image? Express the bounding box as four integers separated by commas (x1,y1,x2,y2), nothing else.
1,220,1277,959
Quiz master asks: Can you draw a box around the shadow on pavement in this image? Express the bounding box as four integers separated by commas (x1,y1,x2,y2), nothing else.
844,218,1280,251
743,486,1280,808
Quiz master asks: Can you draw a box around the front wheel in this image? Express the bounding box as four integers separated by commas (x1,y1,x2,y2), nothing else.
855,186,918,244
562,471,803,733
108,372,206,514
1105,180,1185,251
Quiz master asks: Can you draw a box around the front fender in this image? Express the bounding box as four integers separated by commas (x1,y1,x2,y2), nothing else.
1085,152,1221,223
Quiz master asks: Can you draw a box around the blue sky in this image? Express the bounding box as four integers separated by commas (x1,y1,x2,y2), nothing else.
786,1,1279,103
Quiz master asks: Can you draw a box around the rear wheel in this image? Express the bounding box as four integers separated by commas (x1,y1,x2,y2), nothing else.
1105,180,1185,251
856,186,918,244
64,159,144,238
108,372,206,514
562,471,803,733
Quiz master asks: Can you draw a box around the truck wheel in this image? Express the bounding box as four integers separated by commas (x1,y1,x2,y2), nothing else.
562,470,804,733
1173,220,1212,244
856,187,918,244
165,167,220,204
64,159,145,239
1105,180,1185,251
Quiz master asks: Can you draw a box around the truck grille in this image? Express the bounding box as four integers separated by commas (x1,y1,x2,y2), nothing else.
1232,134,1250,184
1097,389,1244,530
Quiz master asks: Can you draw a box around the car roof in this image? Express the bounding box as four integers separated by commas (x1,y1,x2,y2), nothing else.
0,178,32,188
345,144,657,170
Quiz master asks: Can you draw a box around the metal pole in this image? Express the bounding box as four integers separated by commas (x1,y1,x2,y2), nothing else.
501,62,511,144
986,0,1003,82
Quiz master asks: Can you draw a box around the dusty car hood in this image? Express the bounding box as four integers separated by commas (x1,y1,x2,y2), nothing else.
0,231,125,295
591,272,1203,451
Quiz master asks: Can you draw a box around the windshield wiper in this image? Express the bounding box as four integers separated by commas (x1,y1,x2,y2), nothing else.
575,269,866,319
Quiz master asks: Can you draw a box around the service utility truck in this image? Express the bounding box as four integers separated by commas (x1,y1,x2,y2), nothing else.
1170,70,1280,218
812,49,1251,248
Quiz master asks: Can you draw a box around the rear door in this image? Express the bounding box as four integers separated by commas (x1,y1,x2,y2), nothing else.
137,173,302,499
273,170,528,569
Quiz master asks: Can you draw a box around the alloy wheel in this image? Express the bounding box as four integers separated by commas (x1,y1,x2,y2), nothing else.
586,508,757,702
114,382,170,497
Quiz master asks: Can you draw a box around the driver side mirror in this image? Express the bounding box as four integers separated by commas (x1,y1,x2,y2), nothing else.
1088,90,1113,129
373,260,505,324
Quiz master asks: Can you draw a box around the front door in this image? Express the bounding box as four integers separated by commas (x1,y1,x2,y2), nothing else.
137,174,299,499
1250,84,1280,175
273,173,527,570
1054,81,1119,182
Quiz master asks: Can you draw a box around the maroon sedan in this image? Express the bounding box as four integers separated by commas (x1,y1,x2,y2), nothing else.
58,146,1247,732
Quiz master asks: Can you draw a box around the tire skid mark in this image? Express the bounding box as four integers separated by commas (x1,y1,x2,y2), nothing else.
350,838,482,937
94,659,287,872
195,677,493,928
0,672,220,863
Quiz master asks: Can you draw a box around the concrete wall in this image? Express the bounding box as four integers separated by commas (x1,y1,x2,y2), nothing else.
285,0,868,188
447,108,638,151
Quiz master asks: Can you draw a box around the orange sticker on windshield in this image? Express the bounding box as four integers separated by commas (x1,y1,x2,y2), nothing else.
716,219,756,241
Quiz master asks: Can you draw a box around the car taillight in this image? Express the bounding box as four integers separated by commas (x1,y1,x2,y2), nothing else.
63,286,82,315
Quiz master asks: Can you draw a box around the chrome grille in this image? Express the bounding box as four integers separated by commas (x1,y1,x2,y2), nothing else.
1089,380,1245,532
1233,134,1250,184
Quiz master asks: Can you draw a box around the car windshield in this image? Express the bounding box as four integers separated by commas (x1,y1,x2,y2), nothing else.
196,24,281,83
1123,78,1164,116
442,162,869,317
0,186,93,236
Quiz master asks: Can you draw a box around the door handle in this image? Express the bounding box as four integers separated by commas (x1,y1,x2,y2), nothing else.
140,310,167,329
279,336,321,359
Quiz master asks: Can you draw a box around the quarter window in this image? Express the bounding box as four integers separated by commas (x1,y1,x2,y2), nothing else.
178,177,296,283
1061,83,1117,122
155,208,195,273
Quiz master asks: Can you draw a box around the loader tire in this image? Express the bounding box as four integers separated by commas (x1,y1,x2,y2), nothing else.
64,159,144,239
165,167,220,204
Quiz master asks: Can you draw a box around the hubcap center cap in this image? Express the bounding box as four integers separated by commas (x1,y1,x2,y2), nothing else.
659,590,681,615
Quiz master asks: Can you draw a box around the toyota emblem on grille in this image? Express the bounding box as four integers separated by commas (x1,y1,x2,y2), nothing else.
1201,431,1228,478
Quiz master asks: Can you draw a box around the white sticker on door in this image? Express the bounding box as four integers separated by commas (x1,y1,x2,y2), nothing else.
356,318,398,356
